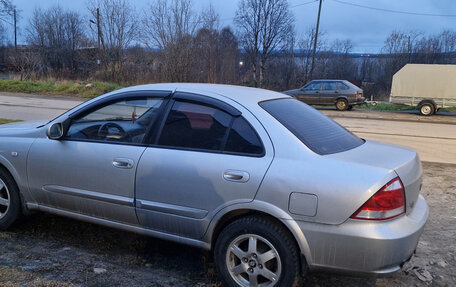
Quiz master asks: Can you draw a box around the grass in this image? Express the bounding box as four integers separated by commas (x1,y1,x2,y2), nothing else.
0,79,122,98
358,103,417,111
358,103,456,113
442,106,456,112
0,118,21,125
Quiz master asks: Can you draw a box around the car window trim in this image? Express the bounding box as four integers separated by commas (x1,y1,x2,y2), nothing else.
145,143,266,158
67,90,172,120
173,92,242,117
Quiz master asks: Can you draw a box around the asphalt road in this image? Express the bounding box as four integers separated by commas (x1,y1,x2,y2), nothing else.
1,92,455,164
0,92,84,121
332,116,456,165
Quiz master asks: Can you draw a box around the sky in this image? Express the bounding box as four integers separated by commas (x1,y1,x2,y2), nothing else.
5,0,456,53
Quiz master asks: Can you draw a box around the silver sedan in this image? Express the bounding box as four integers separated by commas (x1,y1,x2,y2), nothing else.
0,83,428,286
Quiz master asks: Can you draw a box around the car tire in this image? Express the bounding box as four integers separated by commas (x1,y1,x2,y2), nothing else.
419,102,435,116
0,167,21,230
335,99,348,111
214,216,301,287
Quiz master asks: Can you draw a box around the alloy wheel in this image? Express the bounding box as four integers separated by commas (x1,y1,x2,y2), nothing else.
0,179,10,220
226,234,282,287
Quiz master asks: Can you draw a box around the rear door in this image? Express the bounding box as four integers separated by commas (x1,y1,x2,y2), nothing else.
135,92,274,239
320,81,338,104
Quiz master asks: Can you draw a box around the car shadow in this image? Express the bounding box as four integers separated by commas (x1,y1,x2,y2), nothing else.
6,213,379,286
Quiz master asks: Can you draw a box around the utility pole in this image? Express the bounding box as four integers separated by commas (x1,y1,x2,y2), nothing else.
96,8,101,49
408,35,411,63
310,0,323,80
13,8,17,50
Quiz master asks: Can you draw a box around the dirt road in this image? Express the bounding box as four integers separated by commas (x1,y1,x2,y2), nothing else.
0,161,454,287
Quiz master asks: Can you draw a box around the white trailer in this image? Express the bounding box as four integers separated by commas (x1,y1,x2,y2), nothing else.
390,64,456,116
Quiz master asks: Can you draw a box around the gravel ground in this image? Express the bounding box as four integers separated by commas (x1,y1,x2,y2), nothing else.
0,161,454,287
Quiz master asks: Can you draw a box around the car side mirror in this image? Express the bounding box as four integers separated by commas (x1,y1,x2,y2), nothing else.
47,118,71,140
47,123,64,140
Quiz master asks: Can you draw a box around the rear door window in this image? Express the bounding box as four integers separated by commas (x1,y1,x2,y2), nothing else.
322,82,337,90
158,101,231,151
157,99,264,155
225,117,263,155
260,98,363,155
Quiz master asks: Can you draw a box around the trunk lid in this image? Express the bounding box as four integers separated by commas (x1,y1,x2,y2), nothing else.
327,139,422,215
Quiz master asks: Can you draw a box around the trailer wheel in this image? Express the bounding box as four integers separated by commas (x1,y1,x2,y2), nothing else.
418,102,435,116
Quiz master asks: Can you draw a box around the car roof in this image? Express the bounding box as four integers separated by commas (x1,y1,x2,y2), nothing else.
108,83,290,107
309,80,359,89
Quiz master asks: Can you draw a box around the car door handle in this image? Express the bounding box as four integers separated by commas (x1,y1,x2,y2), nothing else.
223,170,250,183
112,158,134,169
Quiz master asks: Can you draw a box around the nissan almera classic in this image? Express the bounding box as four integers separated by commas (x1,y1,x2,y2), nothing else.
0,83,428,286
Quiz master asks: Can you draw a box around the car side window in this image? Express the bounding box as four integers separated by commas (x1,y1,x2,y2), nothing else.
303,82,321,91
66,97,164,144
157,100,264,155
336,82,349,90
158,101,232,151
225,117,263,155
322,82,337,90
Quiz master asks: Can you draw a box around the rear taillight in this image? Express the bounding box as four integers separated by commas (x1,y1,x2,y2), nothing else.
350,177,405,221
355,92,362,98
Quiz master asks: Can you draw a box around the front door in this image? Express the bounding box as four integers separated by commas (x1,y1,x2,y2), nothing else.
27,93,167,225
299,81,321,104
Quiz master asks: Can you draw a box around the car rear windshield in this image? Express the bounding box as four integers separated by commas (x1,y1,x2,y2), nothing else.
260,98,364,155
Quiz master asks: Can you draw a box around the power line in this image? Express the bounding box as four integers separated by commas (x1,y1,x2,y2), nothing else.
291,0,318,8
216,0,318,23
331,0,456,17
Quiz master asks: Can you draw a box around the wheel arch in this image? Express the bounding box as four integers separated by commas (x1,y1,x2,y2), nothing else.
0,156,28,213
204,201,313,269
0,156,21,188
334,96,349,103
334,95,350,105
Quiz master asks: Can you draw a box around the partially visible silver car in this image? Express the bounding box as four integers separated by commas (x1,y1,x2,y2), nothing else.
0,84,428,286
283,79,365,110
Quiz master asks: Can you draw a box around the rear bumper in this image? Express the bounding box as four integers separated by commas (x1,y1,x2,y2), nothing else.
298,195,428,274
351,97,366,105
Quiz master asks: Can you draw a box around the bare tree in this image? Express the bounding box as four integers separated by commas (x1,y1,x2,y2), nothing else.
234,0,294,87
217,28,239,84
297,27,326,83
88,0,138,81
200,5,219,83
27,6,85,74
0,0,15,46
380,30,421,88
325,39,356,79
142,0,199,82
9,47,40,80
414,30,456,64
